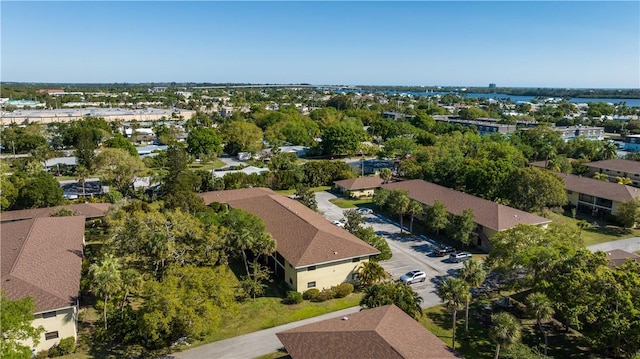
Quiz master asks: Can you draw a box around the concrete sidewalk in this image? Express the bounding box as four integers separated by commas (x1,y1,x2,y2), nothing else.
173,306,360,359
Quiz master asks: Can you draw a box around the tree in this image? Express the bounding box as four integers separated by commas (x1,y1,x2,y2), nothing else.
460,260,487,333
360,282,423,319
220,208,275,276
95,148,147,194
220,120,263,156
379,168,392,183
616,176,633,185
186,127,222,159
617,199,640,229
15,171,64,209
373,188,390,209
321,122,366,156
357,261,387,287
293,184,317,211
426,200,449,235
448,208,476,246
500,167,567,213
407,200,423,234
0,175,18,210
600,141,619,160
593,172,609,181
343,208,366,234
526,292,555,356
490,312,522,359
438,277,470,350
388,189,410,234
104,133,138,157
1,293,44,359
75,165,91,196
89,254,123,330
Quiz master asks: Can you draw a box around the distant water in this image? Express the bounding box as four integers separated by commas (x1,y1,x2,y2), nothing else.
350,89,640,106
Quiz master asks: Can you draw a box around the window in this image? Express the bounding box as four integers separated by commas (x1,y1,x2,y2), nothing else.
289,278,293,285
42,311,57,319
352,257,360,263
307,266,316,271
307,281,316,288
45,331,59,340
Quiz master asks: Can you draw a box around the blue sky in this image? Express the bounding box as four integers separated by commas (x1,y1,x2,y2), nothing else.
2,1,639,88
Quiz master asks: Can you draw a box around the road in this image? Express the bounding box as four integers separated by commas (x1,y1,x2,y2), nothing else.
315,190,464,309
588,236,640,253
172,307,360,359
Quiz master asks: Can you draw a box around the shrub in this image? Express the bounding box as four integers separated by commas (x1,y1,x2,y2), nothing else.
314,290,329,302
34,350,48,359
334,283,354,298
47,337,76,357
303,288,320,300
284,291,303,304
104,190,122,204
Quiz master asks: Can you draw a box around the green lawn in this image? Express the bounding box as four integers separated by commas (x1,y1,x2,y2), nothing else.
187,160,226,171
202,292,362,343
275,186,331,196
255,352,291,359
329,197,374,209
546,211,640,246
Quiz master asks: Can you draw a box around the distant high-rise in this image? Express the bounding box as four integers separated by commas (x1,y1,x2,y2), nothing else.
488,83,497,89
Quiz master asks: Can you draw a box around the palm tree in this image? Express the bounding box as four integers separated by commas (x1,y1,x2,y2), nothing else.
526,292,555,356
459,260,487,333
75,165,91,197
616,176,633,185
490,312,522,359
379,168,392,183
389,190,410,234
593,172,609,181
89,254,123,330
358,261,387,287
407,200,423,234
438,277,470,350
601,141,618,160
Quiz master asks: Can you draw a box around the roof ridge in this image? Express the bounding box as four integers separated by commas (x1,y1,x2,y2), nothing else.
8,218,36,275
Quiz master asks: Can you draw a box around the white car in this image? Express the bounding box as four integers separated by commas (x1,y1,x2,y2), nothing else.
332,220,345,227
357,208,374,215
399,270,427,285
450,252,473,262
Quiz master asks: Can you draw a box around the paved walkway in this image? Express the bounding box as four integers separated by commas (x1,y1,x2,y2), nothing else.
172,306,360,359
588,236,640,253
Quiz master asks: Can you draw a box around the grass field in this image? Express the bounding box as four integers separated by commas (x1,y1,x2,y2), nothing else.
187,159,226,171
546,211,640,246
328,197,374,208
275,185,331,196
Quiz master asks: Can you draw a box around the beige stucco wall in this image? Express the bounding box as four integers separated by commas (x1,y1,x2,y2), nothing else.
567,190,623,216
346,189,376,198
22,307,77,353
1,111,195,125
285,257,369,292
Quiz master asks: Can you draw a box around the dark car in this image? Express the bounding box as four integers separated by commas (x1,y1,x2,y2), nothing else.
433,246,456,257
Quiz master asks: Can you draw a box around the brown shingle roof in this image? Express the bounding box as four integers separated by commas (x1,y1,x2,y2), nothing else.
1,216,86,313
0,203,111,222
382,180,550,231
604,249,640,268
560,173,640,203
585,159,640,175
199,188,379,268
276,304,458,359
334,177,384,191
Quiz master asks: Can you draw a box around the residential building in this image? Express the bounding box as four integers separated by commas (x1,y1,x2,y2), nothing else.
552,125,604,141
0,203,111,223
558,173,640,217
382,180,551,249
361,159,396,175
334,177,384,198
199,188,379,291
584,159,640,187
211,166,269,178
431,116,517,135
1,216,86,353
276,304,458,359
604,249,640,268
623,134,640,152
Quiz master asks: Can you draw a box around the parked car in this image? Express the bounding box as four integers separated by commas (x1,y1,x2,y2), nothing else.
433,246,456,257
399,269,427,284
332,220,345,228
357,208,374,215
450,252,473,262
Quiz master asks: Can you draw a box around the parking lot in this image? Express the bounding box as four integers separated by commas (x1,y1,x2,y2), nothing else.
315,191,465,308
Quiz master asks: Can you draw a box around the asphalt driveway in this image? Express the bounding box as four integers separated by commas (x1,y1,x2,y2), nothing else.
316,190,464,308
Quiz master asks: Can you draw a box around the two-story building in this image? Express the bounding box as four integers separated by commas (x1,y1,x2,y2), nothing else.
1,216,86,353
584,159,640,188
382,180,551,250
558,173,640,218
199,188,380,291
